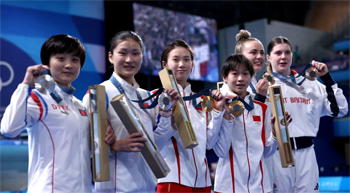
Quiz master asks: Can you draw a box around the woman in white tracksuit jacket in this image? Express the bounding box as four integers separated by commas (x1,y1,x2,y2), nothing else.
234,29,275,192
1,34,115,193
265,36,348,193
83,31,179,193
213,54,291,193
154,40,233,193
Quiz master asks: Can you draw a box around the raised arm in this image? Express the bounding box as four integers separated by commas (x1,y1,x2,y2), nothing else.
1,65,49,137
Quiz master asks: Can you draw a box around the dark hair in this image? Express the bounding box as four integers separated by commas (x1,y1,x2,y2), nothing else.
160,39,194,68
221,53,254,78
109,31,143,53
40,34,86,68
266,36,293,72
235,29,262,54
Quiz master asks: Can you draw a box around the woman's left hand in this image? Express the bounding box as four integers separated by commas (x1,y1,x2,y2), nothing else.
104,126,116,145
164,88,180,108
312,60,328,76
159,88,180,117
270,111,293,138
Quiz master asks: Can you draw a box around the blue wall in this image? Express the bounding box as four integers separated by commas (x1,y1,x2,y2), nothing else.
0,1,106,123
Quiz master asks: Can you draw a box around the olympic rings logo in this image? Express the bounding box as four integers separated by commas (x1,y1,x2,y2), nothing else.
0,61,14,92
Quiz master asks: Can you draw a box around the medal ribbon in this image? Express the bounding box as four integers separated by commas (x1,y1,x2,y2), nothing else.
295,62,313,85
272,71,305,94
110,75,154,126
227,95,254,111
131,88,165,109
249,82,256,94
182,88,212,108
40,69,75,104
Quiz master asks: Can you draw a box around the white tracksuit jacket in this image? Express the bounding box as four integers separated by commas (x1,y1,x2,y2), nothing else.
214,88,278,193
1,84,92,193
83,73,172,193
154,83,233,188
267,71,348,192
266,71,348,138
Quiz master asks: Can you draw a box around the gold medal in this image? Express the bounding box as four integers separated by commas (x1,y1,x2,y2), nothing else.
263,72,275,85
305,67,319,81
229,100,245,116
201,96,214,112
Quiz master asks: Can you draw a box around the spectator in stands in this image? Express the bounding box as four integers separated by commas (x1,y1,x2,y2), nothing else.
293,45,302,65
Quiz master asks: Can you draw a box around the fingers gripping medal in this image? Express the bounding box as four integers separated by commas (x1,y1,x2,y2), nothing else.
35,69,55,93
305,67,320,81
201,96,214,112
263,72,275,85
158,93,172,111
229,100,245,117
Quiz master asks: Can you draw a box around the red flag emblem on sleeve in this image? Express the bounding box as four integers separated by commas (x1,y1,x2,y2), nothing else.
253,115,261,122
79,109,87,116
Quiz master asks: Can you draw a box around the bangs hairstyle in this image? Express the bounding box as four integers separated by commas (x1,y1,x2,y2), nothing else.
40,34,86,68
160,39,194,69
221,53,254,78
109,31,144,53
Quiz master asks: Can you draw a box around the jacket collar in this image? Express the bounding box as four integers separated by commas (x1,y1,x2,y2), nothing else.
112,72,139,95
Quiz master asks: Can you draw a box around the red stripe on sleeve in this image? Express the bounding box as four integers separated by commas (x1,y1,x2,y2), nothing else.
171,137,181,184
30,91,43,121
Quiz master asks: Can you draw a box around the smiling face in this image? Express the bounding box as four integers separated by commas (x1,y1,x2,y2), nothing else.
109,38,143,85
266,43,292,76
162,46,193,88
49,52,81,87
223,63,251,99
241,40,265,73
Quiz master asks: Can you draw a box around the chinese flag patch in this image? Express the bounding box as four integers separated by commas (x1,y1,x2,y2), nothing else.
253,115,261,122
79,109,87,116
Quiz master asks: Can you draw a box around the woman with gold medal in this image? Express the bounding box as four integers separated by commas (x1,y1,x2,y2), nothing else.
212,53,292,193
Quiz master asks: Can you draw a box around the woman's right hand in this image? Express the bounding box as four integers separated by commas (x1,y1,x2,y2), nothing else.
256,78,269,96
211,90,236,120
211,90,225,111
222,95,237,120
22,64,50,88
112,132,147,152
